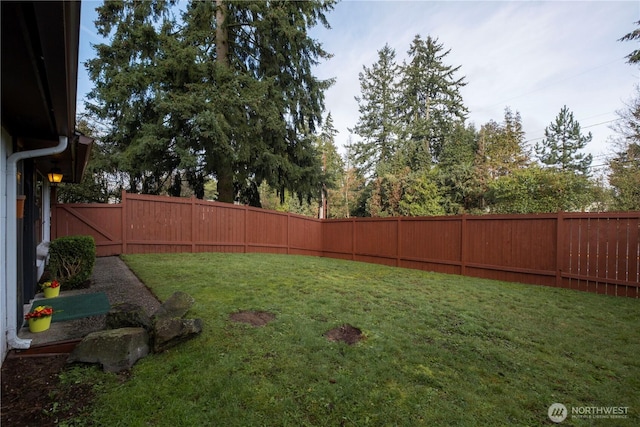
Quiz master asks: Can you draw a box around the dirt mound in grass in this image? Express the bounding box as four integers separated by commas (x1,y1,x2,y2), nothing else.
324,324,364,345
229,310,275,327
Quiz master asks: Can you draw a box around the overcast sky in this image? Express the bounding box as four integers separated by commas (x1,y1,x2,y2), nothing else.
78,1,639,167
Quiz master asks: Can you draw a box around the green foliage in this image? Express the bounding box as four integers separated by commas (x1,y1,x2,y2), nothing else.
487,167,593,213
351,36,469,216
608,86,640,211
366,165,444,217
351,44,400,177
257,182,317,217
398,35,468,164
436,122,482,214
57,117,120,203
69,253,640,426
619,20,640,64
534,105,593,176
316,113,344,218
86,0,335,205
398,169,445,216
328,137,366,218
48,236,96,289
609,143,640,210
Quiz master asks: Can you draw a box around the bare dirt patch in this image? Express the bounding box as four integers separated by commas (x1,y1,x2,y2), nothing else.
324,324,364,345
229,310,275,327
1,355,94,426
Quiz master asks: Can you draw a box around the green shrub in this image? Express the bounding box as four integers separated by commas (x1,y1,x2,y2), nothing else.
48,235,96,289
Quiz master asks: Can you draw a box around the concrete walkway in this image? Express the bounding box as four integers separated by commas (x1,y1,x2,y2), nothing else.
18,257,161,348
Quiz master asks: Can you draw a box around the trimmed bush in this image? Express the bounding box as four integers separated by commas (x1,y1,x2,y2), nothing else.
48,235,96,289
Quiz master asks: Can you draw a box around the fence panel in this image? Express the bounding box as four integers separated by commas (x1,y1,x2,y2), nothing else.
194,200,245,253
398,217,462,275
52,203,122,256
464,215,557,286
353,219,398,266
322,220,354,260
561,213,640,297
288,215,323,256
52,192,639,298
124,194,192,254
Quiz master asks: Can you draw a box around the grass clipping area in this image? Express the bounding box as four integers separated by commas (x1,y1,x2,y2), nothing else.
78,253,638,426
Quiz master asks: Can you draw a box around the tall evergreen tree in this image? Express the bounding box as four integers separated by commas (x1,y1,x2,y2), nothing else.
351,44,400,177
436,122,480,214
535,105,593,175
87,0,335,204
87,0,179,195
316,113,343,218
397,35,467,165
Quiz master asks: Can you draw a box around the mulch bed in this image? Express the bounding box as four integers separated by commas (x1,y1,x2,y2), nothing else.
1,355,94,426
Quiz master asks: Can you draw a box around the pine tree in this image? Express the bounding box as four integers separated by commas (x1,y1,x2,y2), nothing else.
397,35,467,165
351,44,400,177
316,113,344,218
535,105,593,175
86,0,335,204
87,0,179,195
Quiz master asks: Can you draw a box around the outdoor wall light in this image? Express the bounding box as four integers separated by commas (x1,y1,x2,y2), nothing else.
47,167,63,184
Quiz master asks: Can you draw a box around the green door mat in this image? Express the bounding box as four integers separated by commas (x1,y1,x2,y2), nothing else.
31,292,111,323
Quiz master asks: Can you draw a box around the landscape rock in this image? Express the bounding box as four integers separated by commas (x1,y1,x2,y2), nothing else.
68,327,149,372
152,317,203,353
106,302,152,331
153,291,195,320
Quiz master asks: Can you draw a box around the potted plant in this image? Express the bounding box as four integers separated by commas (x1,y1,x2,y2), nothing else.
25,306,54,333
41,279,61,298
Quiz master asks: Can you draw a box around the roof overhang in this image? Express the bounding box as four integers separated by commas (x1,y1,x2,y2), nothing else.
1,1,92,183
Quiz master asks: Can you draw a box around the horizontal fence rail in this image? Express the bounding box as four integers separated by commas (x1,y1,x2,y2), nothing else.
52,192,639,298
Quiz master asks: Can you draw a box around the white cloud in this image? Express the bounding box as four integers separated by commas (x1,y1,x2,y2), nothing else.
312,0,639,157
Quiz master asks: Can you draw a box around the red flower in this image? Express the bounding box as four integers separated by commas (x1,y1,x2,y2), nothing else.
41,280,60,289
25,306,54,320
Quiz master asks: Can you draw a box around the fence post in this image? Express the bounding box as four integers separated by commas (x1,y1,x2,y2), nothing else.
244,205,248,253
121,190,127,254
460,214,467,276
287,213,291,255
191,196,196,253
396,217,401,267
351,218,356,260
556,211,564,287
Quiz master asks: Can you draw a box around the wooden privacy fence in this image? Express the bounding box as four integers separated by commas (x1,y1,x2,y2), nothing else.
52,192,640,298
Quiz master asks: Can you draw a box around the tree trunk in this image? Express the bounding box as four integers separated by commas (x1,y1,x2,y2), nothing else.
215,0,235,203
216,158,235,203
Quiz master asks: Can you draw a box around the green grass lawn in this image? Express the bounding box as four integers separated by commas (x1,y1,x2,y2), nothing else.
70,253,639,426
